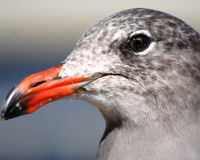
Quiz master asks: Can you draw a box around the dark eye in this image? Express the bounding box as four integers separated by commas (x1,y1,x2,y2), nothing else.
128,34,151,52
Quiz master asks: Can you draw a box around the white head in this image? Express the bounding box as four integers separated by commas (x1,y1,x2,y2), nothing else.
2,8,200,128
58,8,200,126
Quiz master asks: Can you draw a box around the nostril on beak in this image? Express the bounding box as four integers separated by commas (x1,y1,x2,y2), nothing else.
31,81,46,88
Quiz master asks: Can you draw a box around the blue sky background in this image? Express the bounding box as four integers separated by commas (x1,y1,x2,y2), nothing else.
0,0,199,160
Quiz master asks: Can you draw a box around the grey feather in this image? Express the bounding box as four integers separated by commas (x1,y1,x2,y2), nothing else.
59,8,200,160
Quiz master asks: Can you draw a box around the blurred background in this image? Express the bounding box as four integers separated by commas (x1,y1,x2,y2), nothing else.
0,0,199,160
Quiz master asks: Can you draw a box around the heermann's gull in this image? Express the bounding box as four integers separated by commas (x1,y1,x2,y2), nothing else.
1,8,200,160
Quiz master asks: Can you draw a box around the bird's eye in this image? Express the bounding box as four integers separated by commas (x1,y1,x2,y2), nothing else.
128,34,151,53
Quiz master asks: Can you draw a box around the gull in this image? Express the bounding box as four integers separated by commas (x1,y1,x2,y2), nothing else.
1,8,200,160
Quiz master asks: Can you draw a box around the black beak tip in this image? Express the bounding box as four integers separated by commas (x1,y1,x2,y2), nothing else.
1,103,27,121
1,111,6,121
1,86,27,121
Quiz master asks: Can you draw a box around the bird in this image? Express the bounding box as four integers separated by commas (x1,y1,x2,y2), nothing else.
1,8,200,160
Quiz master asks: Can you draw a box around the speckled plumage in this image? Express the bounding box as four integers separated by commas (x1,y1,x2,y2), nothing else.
59,8,200,160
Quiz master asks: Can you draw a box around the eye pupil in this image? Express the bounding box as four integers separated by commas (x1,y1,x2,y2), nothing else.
129,34,151,52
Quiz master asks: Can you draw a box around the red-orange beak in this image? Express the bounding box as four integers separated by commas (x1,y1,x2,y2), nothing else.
1,64,99,120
